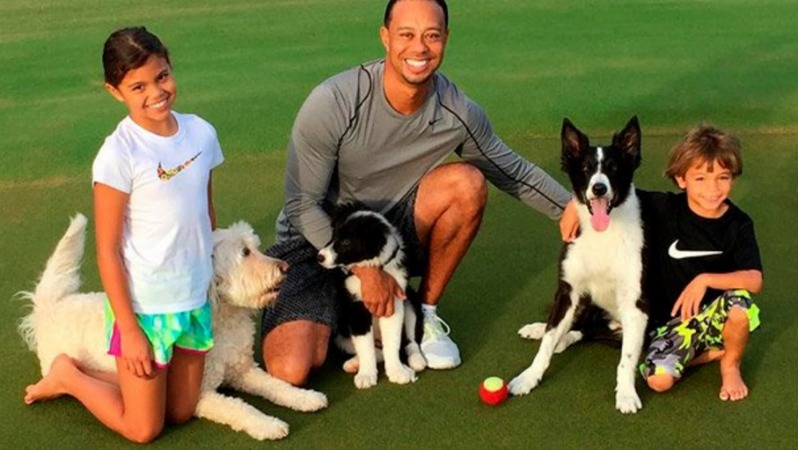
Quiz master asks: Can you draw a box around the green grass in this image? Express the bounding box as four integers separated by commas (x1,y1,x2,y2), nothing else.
2,0,797,448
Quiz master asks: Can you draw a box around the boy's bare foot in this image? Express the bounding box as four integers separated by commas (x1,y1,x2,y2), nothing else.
689,348,725,366
719,362,748,401
24,355,77,404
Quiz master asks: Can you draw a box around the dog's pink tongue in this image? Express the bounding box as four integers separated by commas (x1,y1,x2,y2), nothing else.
590,198,610,232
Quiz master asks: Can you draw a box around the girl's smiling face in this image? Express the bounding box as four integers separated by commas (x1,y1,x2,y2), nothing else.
105,54,177,136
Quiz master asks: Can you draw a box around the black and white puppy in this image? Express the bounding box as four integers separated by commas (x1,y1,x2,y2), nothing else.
509,117,648,414
318,202,426,389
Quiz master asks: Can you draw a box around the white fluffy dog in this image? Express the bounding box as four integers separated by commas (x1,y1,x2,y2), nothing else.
18,214,327,440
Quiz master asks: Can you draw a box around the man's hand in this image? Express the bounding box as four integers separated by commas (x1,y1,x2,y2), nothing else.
559,199,580,242
350,265,406,317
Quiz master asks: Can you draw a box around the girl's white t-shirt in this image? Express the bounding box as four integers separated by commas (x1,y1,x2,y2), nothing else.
92,112,224,314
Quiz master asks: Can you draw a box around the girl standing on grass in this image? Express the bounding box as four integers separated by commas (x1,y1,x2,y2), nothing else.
24,26,224,443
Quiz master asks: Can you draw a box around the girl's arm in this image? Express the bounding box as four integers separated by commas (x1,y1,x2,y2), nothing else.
672,269,763,321
94,182,154,378
207,173,216,230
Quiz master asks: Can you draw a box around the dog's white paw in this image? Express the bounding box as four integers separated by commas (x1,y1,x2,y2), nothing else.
354,370,378,389
407,353,427,372
615,390,642,414
508,370,540,396
518,322,547,340
386,363,417,384
291,389,329,412
246,416,291,441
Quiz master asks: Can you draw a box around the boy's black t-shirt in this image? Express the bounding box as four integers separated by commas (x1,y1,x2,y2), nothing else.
637,190,763,328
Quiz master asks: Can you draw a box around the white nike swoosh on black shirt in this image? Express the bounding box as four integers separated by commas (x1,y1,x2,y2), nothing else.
668,240,723,260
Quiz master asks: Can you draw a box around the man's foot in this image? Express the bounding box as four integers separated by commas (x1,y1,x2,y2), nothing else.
420,313,461,369
24,355,76,404
719,363,749,401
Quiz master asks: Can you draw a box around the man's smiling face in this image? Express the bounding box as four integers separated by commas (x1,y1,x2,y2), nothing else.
380,0,449,87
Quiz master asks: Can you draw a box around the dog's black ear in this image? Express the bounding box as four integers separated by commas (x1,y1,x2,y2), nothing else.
331,201,369,230
561,118,588,170
614,116,641,168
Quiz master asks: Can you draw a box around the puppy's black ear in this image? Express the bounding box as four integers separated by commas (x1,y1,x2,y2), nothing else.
331,201,369,230
561,118,588,171
614,116,641,168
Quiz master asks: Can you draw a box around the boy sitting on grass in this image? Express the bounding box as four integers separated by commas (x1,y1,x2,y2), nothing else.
639,124,763,401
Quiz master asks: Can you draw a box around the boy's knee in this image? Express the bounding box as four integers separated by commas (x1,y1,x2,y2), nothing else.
646,374,676,393
726,306,749,329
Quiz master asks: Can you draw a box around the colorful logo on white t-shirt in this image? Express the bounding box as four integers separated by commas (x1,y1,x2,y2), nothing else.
157,152,201,181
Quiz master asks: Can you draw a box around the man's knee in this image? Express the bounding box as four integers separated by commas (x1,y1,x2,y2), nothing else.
265,357,314,386
422,164,487,214
450,164,487,210
262,321,330,386
646,374,676,393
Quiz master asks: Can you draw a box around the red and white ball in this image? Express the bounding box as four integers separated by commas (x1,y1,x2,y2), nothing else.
479,376,509,406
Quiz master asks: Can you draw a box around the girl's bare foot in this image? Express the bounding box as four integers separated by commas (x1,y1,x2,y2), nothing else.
719,362,749,401
24,355,77,404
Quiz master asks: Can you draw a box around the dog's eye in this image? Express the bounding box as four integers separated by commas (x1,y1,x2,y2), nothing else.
341,239,352,248
242,248,251,257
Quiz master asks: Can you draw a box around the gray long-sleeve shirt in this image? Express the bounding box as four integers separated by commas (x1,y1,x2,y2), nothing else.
276,60,571,249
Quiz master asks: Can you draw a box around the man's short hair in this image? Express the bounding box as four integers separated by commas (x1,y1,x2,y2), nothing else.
384,0,449,27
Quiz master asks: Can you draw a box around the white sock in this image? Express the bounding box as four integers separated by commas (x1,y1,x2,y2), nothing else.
421,304,437,318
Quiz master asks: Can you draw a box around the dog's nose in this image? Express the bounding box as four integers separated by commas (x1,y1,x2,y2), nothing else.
592,183,607,197
316,253,325,264
278,260,289,274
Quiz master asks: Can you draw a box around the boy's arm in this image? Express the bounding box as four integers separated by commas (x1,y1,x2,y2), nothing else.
671,269,763,321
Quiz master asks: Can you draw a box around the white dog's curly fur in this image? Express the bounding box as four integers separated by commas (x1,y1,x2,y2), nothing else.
18,214,327,440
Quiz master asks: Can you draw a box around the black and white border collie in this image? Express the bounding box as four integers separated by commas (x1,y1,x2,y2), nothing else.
508,117,648,414
317,203,426,389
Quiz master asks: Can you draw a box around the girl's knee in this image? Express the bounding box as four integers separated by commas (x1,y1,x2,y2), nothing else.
646,374,676,393
125,421,164,444
166,403,197,425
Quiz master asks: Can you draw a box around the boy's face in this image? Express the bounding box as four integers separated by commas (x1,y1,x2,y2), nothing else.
676,160,733,218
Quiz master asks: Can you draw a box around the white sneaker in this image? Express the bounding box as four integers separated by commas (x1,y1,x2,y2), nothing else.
421,313,461,369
